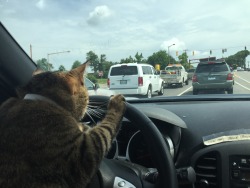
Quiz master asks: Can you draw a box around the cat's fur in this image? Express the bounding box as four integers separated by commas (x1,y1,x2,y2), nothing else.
0,63,126,188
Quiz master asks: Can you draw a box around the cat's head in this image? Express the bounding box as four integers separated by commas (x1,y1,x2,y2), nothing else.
17,62,89,120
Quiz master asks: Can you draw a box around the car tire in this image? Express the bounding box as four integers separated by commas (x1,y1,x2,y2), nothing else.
158,83,164,95
179,80,184,88
227,88,233,94
193,89,199,95
185,79,189,85
146,86,152,98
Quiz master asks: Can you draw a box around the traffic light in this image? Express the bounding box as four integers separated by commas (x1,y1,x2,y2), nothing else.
176,51,178,56
210,50,212,55
245,46,247,50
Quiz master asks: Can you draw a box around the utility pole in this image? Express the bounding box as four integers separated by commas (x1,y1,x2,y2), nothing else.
168,44,175,65
47,50,70,71
30,44,32,60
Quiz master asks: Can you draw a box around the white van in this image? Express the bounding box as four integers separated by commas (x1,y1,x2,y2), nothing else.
107,63,164,98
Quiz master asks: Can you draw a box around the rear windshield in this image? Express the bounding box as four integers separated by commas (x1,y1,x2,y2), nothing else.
110,66,138,76
196,63,229,73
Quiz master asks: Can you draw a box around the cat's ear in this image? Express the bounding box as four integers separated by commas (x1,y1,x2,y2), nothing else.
65,60,90,95
32,68,44,76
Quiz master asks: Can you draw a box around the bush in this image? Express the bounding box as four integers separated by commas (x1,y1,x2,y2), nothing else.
86,74,97,83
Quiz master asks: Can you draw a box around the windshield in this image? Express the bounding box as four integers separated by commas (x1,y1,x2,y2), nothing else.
1,0,249,98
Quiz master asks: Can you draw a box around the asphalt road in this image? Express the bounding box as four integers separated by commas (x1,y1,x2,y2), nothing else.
163,71,250,97
100,71,250,98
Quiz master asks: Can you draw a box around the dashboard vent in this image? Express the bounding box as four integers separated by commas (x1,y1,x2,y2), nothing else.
194,151,220,188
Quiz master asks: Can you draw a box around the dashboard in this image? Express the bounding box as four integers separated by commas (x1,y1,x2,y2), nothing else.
96,96,250,188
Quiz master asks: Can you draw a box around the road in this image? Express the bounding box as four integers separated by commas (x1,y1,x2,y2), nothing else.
99,71,250,97
163,71,250,97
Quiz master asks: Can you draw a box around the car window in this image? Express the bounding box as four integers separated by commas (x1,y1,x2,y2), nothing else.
110,66,138,76
1,1,249,98
84,78,94,90
196,63,229,73
142,66,152,75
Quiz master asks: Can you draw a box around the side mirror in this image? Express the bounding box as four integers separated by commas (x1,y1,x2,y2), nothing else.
94,83,100,90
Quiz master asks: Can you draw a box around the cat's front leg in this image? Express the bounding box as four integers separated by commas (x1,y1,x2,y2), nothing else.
85,94,126,156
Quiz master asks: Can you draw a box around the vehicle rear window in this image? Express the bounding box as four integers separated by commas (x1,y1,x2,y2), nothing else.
110,66,138,76
196,63,229,73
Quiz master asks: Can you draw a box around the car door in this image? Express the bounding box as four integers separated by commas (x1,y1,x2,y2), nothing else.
150,67,159,91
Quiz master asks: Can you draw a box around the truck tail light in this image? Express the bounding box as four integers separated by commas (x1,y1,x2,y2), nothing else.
138,77,143,86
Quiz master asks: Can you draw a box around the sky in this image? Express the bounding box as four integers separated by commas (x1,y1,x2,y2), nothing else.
1,0,250,70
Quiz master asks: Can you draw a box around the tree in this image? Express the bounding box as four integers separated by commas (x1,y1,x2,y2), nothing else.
147,50,175,70
36,58,53,71
99,54,106,71
58,65,66,72
71,60,81,70
120,56,134,64
86,51,99,73
135,52,144,63
178,52,189,69
226,50,249,68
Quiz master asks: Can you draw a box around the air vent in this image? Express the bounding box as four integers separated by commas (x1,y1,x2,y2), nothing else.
194,151,220,188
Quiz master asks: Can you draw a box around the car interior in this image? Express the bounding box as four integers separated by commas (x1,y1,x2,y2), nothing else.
2,18,250,188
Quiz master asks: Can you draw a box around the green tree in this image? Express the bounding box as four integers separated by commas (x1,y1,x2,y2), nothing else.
99,54,106,71
86,51,99,73
120,56,134,64
71,60,81,70
226,50,249,68
178,52,189,69
58,65,66,72
36,58,54,71
135,52,144,63
147,50,175,70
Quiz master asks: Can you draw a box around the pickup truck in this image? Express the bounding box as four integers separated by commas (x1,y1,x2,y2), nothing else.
160,64,189,87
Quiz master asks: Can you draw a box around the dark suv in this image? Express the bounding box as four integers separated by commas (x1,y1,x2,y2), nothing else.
192,60,234,95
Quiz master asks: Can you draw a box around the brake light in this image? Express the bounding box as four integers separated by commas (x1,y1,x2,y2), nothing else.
192,74,198,82
138,77,143,86
107,78,110,88
227,73,233,80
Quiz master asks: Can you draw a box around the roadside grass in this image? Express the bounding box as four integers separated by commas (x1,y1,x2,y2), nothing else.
97,78,107,84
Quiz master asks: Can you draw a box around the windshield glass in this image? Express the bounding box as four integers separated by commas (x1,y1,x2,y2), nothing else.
1,0,249,97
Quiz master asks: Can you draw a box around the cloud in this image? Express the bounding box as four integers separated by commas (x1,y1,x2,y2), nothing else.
87,5,113,26
36,0,45,10
160,38,186,51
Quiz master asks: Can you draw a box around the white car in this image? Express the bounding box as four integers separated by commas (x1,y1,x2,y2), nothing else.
107,63,164,98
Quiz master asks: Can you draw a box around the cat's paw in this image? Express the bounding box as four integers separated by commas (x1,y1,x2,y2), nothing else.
108,94,126,113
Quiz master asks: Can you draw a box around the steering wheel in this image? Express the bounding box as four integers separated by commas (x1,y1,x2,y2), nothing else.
87,96,178,188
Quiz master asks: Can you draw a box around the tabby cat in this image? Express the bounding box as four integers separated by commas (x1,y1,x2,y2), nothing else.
0,62,126,188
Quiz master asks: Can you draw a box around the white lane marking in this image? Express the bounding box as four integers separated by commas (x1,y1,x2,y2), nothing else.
178,86,192,96
235,81,250,91
234,74,250,84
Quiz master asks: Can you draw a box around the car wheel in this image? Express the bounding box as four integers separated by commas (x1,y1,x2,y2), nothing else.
193,89,199,95
158,83,164,95
87,96,178,188
185,79,189,85
146,86,152,98
227,88,233,94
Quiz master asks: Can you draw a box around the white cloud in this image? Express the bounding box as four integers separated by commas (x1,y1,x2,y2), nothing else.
87,5,113,26
161,38,186,52
36,0,45,10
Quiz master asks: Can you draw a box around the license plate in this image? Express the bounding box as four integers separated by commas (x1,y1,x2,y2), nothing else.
208,77,216,80
120,80,127,84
